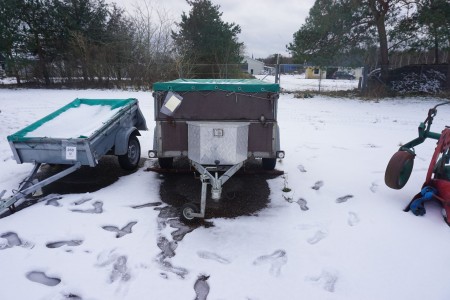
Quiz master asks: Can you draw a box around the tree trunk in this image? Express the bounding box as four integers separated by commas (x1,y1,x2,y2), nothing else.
368,0,390,83
34,32,50,86
434,25,439,64
6,51,21,85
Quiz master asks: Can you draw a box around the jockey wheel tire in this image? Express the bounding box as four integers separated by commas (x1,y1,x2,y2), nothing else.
181,203,199,223
385,150,415,190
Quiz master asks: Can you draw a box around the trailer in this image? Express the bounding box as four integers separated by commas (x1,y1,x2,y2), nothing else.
1,98,147,216
148,79,284,222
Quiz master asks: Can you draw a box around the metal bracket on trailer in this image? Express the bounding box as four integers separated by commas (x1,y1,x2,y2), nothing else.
188,160,244,219
0,162,82,216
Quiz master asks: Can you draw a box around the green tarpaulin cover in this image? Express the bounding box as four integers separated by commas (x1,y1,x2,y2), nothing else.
153,79,280,93
8,98,135,142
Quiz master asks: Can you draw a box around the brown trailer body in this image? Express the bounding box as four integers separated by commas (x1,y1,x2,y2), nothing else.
150,79,283,169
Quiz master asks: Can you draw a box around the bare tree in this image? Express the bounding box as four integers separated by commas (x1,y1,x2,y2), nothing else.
129,0,176,84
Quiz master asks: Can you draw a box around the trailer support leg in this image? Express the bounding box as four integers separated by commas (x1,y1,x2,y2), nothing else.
185,161,244,220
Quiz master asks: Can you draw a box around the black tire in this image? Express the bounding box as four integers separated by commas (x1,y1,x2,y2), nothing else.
158,157,173,169
385,151,415,190
181,203,199,223
118,135,141,170
262,158,276,170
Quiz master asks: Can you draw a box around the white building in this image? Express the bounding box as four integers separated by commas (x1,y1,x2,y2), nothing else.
243,57,265,75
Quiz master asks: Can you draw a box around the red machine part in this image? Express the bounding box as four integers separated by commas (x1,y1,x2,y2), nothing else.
422,128,450,223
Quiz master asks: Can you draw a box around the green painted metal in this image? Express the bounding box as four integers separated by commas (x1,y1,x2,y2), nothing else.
7,98,136,142
400,122,442,154
398,157,414,187
152,79,280,93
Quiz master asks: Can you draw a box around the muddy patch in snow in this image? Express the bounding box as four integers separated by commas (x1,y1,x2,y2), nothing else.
36,156,144,195
158,172,273,219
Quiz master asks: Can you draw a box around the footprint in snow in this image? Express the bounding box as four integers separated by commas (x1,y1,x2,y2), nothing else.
72,195,93,205
0,232,34,250
157,258,189,279
297,164,307,172
167,219,197,242
46,240,83,248
96,250,131,283
311,181,324,190
37,194,63,207
296,198,309,211
307,230,328,245
157,236,178,259
71,201,103,214
306,269,338,292
370,182,379,193
61,293,82,300
348,212,360,226
155,206,179,230
197,251,231,264
109,255,131,283
46,198,62,207
26,271,61,286
194,274,210,300
102,221,137,238
253,249,287,277
336,195,353,203
365,143,379,148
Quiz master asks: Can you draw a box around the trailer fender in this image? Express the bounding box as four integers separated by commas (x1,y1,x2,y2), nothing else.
114,127,141,155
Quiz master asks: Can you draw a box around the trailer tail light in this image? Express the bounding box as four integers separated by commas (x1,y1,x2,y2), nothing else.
276,151,285,159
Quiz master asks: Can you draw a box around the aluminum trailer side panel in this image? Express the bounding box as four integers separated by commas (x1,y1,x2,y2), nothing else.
156,121,275,158
7,98,147,167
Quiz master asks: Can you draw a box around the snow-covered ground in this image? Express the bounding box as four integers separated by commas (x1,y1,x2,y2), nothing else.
1,77,450,300
256,74,359,91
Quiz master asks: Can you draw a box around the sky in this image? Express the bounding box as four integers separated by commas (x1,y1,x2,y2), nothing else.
111,0,315,59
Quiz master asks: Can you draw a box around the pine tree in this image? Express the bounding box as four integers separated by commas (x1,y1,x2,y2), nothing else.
172,0,243,78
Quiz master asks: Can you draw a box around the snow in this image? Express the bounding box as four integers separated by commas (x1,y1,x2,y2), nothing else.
24,104,122,139
1,77,450,299
256,74,359,91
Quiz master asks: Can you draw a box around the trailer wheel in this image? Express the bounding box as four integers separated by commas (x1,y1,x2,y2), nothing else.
118,135,141,170
181,203,199,223
158,157,173,169
262,158,276,170
385,150,415,189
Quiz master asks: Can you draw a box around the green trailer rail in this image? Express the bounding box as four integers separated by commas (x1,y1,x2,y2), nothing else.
1,98,147,216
